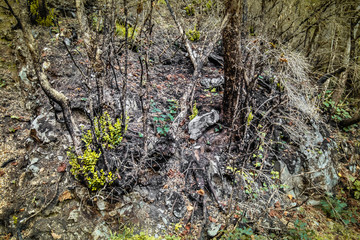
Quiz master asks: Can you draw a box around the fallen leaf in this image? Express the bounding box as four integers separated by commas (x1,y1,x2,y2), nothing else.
51,232,62,240
209,216,217,222
194,150,200,161
279,57,288,63
163,184,168,189
19,208,25,212
11,162,18,166
57,163,66,173
187,205,194,212
197,189,205,196
287,194,293,200
58,190,73,202
30,129,42,143
0,170,5,177
274,201,281,209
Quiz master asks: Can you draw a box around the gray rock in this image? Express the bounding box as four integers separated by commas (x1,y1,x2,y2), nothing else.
96,199,107,211
201,76,224,89
28,165,40,173
189,110,220,140
30,111,61,144
68,209,80,223
207,223,222,237
91,222,111,240
166,192,186,219
30,157,39,165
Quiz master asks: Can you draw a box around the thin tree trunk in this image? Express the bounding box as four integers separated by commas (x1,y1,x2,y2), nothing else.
222,0,243,126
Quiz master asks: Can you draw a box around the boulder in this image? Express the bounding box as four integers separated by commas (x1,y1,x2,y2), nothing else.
189,110,220,140
200,76,224,89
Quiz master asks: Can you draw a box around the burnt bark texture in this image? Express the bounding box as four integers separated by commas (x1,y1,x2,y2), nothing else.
222,0,243,126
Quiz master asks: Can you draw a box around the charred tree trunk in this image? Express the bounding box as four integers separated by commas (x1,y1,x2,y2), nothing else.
222,0,244,126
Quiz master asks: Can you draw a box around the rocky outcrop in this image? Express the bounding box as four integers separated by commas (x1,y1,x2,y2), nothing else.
188,110,220,140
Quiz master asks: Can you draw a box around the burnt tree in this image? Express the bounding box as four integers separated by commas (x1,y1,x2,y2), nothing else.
222,0,243,126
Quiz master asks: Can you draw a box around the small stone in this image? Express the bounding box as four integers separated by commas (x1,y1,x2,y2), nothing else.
91,222,111,240
207,223,222,237
30,158,39,165
28,165,39,173
68,209,80,223
96,199,107,211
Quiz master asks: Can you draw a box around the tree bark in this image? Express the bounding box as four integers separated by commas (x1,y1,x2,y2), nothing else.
222,0,243,126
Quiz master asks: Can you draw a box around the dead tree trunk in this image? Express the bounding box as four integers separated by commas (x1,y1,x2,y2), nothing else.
222,0,244,126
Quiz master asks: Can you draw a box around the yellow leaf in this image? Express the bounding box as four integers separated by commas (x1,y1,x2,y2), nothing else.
338,173,342,177
51,232,61,239
187,205,194,211
287,194,293,200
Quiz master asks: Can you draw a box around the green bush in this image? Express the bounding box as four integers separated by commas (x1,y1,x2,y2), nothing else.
67,112,128,191
29,0,55,26
320,195,357,225
116,22,137,40
186,25,200,42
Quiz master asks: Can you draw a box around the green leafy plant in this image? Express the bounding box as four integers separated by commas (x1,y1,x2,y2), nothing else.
184,4,195,16
352,179,360,199
287,219,314,240
116,22,137,40
0,78,6,88
220,227,266,240
189,101,198,121
151,99,178,136
320,195,357,225
29,0,55,26
186,25,200,42
321,90,352,123
67,112,128,191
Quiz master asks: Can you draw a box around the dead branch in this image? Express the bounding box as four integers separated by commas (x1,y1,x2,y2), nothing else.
3,0,80,153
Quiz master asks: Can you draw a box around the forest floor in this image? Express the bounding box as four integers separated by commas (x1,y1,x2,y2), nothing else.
0,10,360,240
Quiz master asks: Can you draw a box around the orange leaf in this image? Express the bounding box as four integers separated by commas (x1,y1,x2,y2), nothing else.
197,189,205,196
57,163,66,173
58,190,73,202
209,216,217,223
